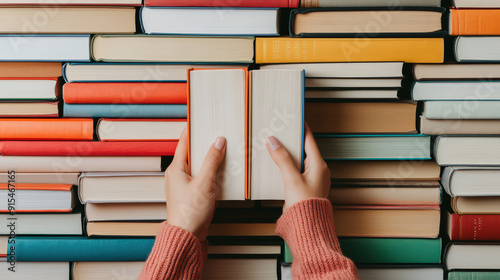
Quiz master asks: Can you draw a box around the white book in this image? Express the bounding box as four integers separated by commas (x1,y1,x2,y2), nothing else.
250,69,303,200
0,156,161,172
0,79,60,99
63,63,246,82
0,213,82,235
189,69,247,200
0,187,74,211
305,89,398,99
97,119,186,141
423,101,500,119
442,166,500,196
435,136,500,166
86,202,167,221
0,35,90,62
413,82,500,100
79,172,165,203
455,36,500,62
0,262,69,280
260,62,404,78
305,78,402,88
141,7,279,36
453,0,500,8
446,243,500,270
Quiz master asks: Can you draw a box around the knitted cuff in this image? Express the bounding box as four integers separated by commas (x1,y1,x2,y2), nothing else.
139,221,204,280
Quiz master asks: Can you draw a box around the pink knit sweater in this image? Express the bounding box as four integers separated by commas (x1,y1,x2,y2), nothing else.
139,198,359,279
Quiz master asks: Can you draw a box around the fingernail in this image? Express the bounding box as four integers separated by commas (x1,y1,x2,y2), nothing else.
215,137,226,150
267,136,281,151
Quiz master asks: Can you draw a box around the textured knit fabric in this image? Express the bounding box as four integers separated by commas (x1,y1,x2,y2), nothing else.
138,221,207,280
139,198,358,280
276,198,359,280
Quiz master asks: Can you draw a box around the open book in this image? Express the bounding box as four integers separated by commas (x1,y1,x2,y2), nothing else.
188,68,304,200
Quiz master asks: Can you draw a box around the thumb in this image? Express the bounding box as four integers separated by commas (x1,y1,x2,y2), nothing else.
266,136,301,181
196,137,226,182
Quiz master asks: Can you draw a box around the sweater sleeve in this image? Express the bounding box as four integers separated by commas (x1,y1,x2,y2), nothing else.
139,221,207,280
276,198,359,280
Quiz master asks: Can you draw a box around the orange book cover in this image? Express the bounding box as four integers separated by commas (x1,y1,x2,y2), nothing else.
187,68,249,199
0,118,93,140
63,82,187,104
450,9,500,35
0,62,62,77
0,184,73,213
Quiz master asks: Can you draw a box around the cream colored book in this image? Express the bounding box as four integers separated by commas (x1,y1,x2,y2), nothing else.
97,119,186,141
0,156,160,172
73,259,278,280
86,202,167,221
0,173,79,184
79,172,165,203
92,36,254,63
0,102,58,117
0,7,135,34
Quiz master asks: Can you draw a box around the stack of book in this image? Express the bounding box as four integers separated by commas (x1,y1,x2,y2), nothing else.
266,0,445,278
412,1,500,279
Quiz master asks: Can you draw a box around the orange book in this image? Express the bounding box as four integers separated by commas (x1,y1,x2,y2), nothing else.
0,183,74,213
63,82,187,104
0,118,93,140
256,37,444,63
0,62,62,77
450,9,500,35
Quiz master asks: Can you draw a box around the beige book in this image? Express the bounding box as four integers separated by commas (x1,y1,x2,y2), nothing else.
189,69,247,200
305,89,398,99
414,63,500,80
86,203,167,221
0,7,135,34
330,183,441,205
250,69,303,200
328,160,441,181
333,209,441,238
0,173,79,184
97,119,186,141
452,197,500,214
92,36,254,63
305,78,401,88
73,259,278,280
86,222,277,237
294,11,442,34
306,102,416,134
301,0,441,7
421,116,500,135
0,102,58,117
0,156,160,172
79,172,165,203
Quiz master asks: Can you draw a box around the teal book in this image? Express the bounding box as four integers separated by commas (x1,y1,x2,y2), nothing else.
63,103,187,118
7,236,155,261
316,134,431,160
284,238,442,264
448,271,500,280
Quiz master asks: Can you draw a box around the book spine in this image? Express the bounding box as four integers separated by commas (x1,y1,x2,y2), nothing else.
453,214,500,241
255,38,444,64
63,82,188,104
450,9,500,36
144,0,299,7
0,141,178,156
63,104,187,118
0,119,93,140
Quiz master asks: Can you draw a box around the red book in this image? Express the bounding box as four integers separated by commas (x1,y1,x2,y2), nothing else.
448,212,500,241
63,82,187,104
0,141,177,156
144,0,299,7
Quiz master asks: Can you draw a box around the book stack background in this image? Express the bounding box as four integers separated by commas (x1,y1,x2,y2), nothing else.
0,0,498,279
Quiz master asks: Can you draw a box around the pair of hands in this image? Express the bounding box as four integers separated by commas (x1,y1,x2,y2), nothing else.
166,124,331,241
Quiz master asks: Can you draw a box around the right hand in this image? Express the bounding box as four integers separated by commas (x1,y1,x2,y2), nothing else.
266,123,331,212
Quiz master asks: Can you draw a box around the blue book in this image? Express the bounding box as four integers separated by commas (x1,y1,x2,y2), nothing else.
7,236,154,262
0,35,90,62
63,103,187,118
316,134,431,160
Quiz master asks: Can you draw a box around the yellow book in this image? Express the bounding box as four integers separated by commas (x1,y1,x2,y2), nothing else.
256,37,444,64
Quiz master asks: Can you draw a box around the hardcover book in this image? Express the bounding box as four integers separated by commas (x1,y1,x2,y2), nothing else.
96,119,186,141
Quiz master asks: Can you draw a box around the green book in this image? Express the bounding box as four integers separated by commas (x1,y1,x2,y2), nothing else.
449,271,500,280
284,238,442,264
